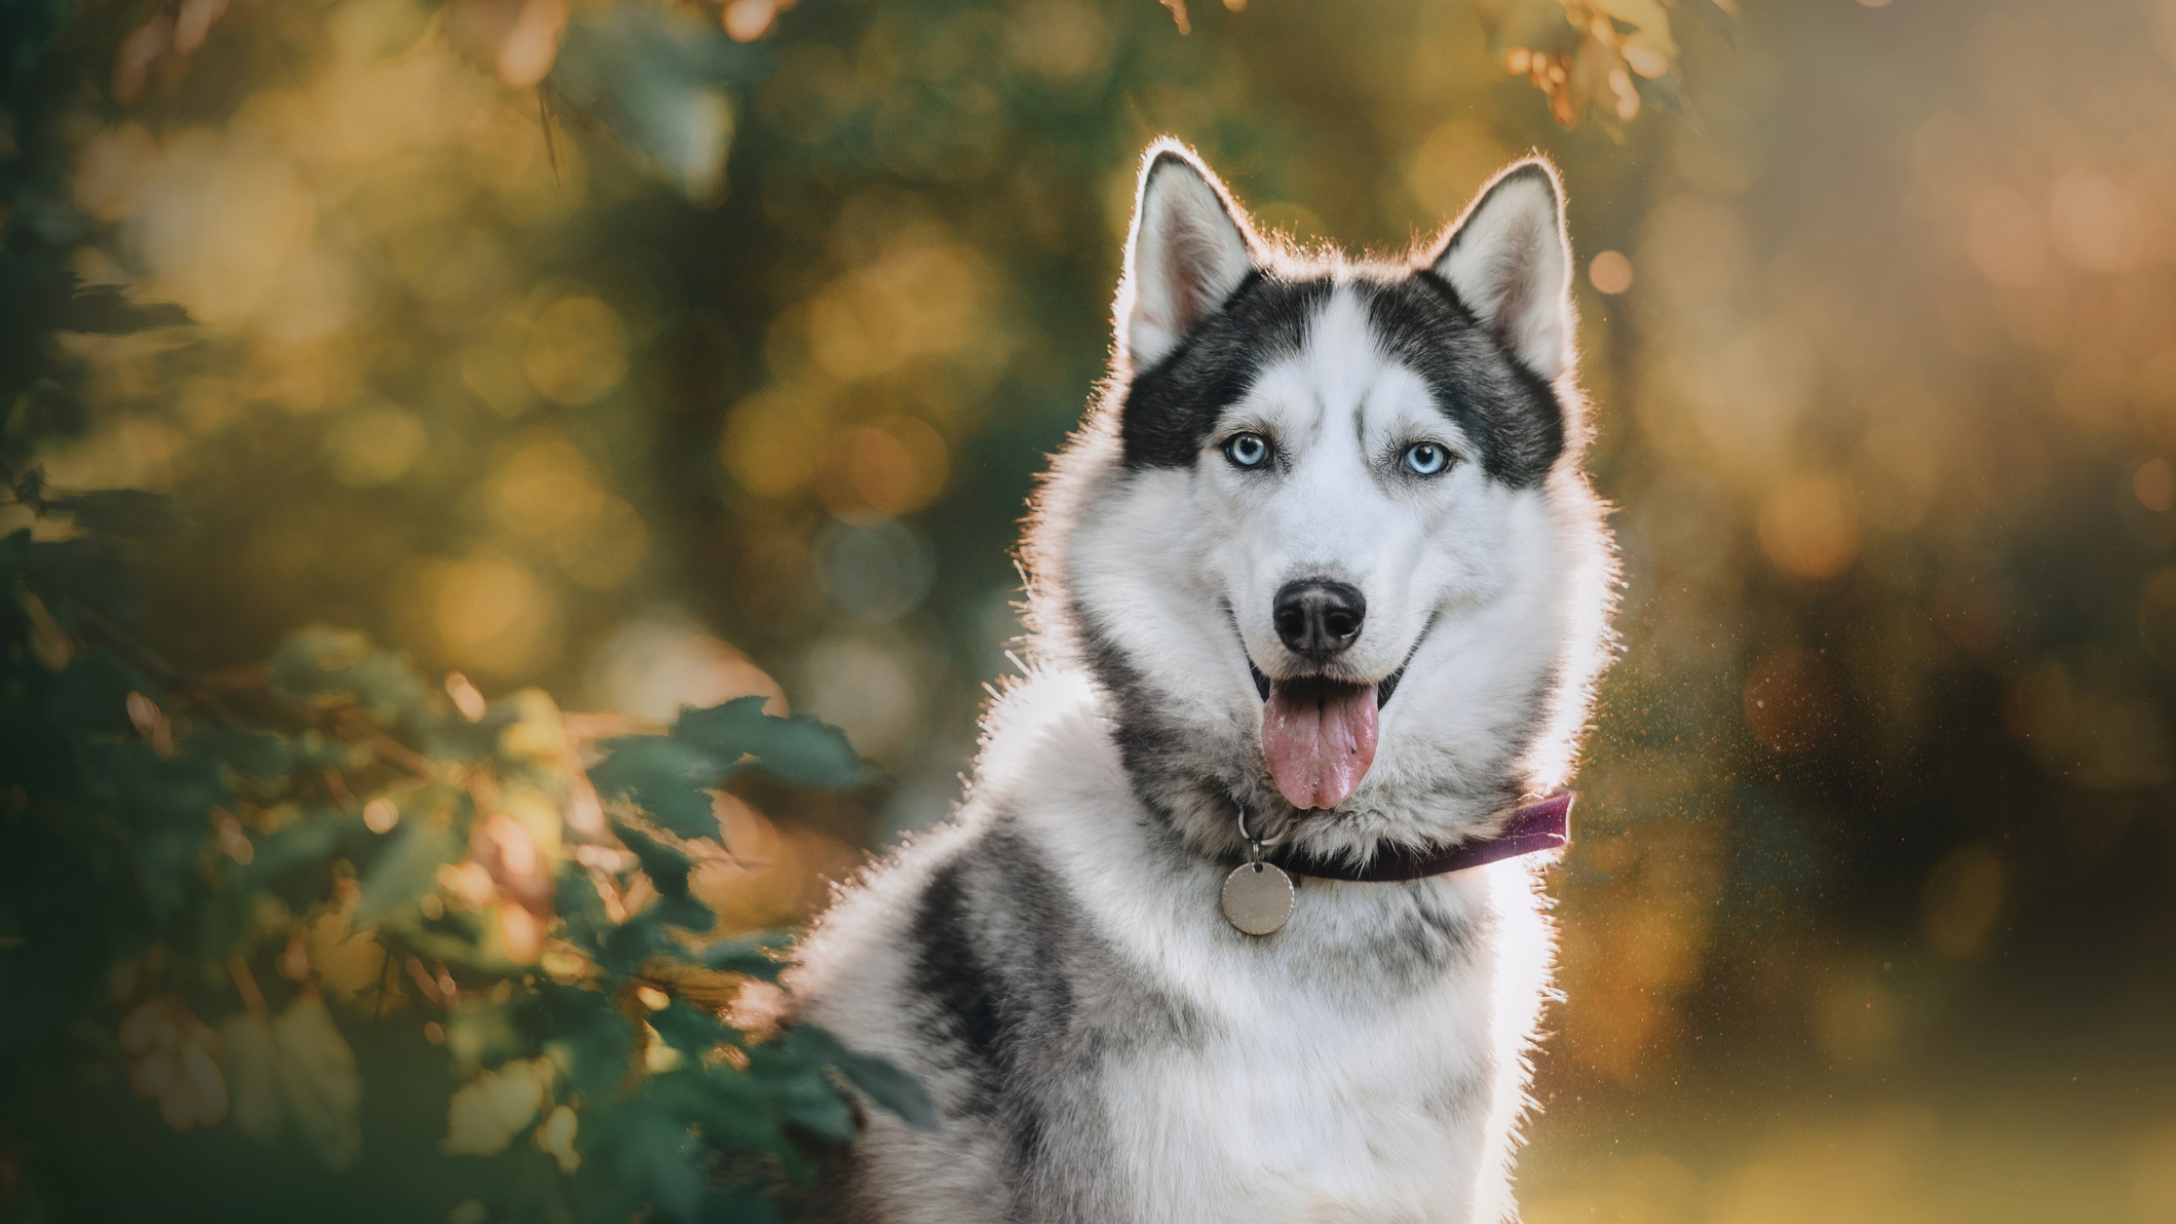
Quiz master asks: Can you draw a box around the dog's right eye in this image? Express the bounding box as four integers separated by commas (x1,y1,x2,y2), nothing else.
1223,432,1271,469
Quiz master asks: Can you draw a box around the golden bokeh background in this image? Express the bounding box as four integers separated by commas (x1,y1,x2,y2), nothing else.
13,0,2176,1217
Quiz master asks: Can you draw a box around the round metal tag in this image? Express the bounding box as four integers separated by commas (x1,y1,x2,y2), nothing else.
1221,861,1294,936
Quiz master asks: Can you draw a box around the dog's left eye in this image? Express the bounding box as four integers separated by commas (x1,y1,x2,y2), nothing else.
1402,442,1452,477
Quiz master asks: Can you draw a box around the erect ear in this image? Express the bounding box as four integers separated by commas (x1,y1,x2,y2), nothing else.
1429,159,1574,381
1117,141,1257,371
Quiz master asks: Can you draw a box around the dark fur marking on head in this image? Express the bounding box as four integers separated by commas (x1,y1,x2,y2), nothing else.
1120,274,1334,470
1359,276,1564,488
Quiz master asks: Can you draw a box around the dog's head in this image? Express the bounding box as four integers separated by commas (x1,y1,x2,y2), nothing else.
1024,140,1616,864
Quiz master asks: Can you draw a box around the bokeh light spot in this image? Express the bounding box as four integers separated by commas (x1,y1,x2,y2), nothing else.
2050,169,2140,273
2134,458,2175,512
523,295,629,406
462,346,533,418
2135,351,2176,448
126,132,319,328
1003,0,1113,81
362,797,400,834
844,416,950,518
323,404,425,487
584,612,787,721
1965,188,2048,287
73,123,159,223
1758,475,1860,579
2001,657,2175,788
1922,843,2003,958
722,0,782,42
1406,118,1511,218
1811,967,1901,1067
557,496,648,589
403,551,562,677
816,519,935,624
486,432,604,539
722,391,828,498
1588,249,1633,295
798,634,924,761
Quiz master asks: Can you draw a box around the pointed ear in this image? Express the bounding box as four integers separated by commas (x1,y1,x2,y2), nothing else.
1118,142,1257,370
1429,160,1574,380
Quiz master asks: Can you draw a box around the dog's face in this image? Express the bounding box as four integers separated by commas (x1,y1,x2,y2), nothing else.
1050,142,1604,861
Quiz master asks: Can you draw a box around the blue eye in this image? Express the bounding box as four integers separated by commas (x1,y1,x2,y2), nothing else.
1403,442,1451,477
1224,432,1271,469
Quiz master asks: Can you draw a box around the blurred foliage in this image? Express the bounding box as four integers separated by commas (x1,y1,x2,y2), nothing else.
0,542,931,1221
7,0,2176,1220
1,6,939,1219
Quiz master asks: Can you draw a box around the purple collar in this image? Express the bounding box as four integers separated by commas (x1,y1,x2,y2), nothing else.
1270,790,1575,883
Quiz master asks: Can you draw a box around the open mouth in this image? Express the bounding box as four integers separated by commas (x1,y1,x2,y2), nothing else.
1237,618,1431,813
1244,659,1408,707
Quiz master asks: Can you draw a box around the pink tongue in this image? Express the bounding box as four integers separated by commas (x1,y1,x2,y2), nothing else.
1261,679,1379,811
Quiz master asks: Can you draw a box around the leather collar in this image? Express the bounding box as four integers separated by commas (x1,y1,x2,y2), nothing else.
1269,790,1575,883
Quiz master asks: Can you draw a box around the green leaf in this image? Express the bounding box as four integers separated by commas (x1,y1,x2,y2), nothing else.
643,1068,785,1155
785,1024,938,1131
196,725,293,781
1689,0,1738,50
594,823,716,967
271,996,364,1169
240,813,350,888
648,1001,732,1054
598,910,684,976
547,5,764,200
267,627,369,688
613,1107,707,1223
611,820,693,899
41,489,182,536
671,696,868,790
699,1185,788,1224
267,628,432,723
556,868,613,955
697,930,790,982
54,284,191,334
19,536,147,623
592,737,724,838
1483,0,1582,56
744,1043,855,1143
42,652,145,736
354,817,459,927
337,648,437,725
1635,71,1700,130
513,983,633,1099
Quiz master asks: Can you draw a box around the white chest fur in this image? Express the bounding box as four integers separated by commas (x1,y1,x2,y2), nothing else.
1003,715,1549,1224
1100,972,1512,1224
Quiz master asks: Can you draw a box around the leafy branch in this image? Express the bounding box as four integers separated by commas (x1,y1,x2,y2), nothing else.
2,500,927,1218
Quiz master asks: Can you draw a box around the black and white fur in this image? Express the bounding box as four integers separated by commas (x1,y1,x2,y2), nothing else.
788,140,1618,1224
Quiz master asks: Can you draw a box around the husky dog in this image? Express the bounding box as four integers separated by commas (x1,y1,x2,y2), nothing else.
788,140,1617,1224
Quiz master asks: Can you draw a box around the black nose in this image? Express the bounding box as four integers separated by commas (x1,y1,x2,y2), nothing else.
1272,580,1366,658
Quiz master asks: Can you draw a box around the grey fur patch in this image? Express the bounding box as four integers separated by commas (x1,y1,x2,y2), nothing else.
835,819,1210,1222
1420,1066,1492,1125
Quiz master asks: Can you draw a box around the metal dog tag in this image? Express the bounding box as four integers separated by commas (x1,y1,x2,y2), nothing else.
1222,861,1294,936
